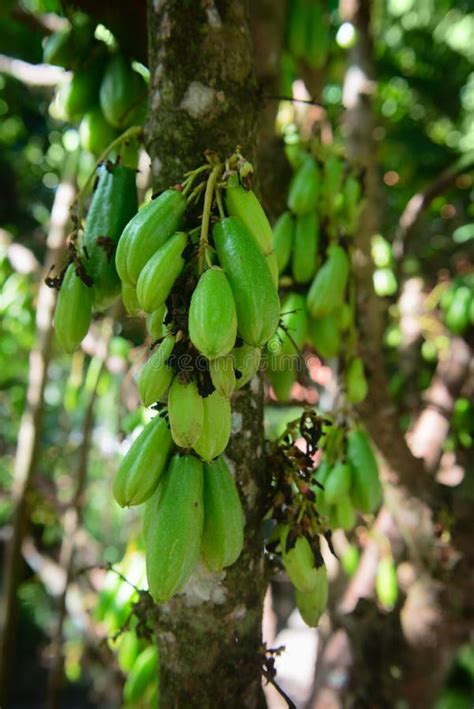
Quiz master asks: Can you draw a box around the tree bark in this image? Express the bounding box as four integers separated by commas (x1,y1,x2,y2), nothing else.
145,2,268,705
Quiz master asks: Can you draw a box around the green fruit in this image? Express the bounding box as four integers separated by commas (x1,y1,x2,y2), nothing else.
307,244,350,318
100,54,147,129
82,163,138,310
288,156,320,215
295,565,328,627
273,211,295,274
192,391,232,462
116,189,186,286
307,313,340,358
287,0,310,58
123,646,158,704
268,367,296,401
376,556,398,608
146,454,204,601
338,303,352,332
346,356,368,404
136,232,187,313
267,292,307,371
341,544,359,576
225,174,273,256
113,415,173,507
322,155,344,216
168,378,204,447
54,264,93,352
116,631,140,674
62,69,101,120
201,456,244,571
137,335,175,407
324,462,352,505
280,526,318,592
233,344,262,388
142,482,163,542
334,495,357,531
343,174,362,232
122,283,140,316
348,429,382,514
213,217,280,347
444,286,471,334
146,305,167,341
79,107,117,156
43,29,75,68
189,267,237,359
209,356,236,397
292,212,319,284
305,2,329,69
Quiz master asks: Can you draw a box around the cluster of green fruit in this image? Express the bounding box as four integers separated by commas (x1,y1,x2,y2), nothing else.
266,412,382,626
267,145,367,404
281,0,331,92
53,151,281,602
314,427,382,530
44,18,147,156
440,273,474,336
53,160,139,350
95,551,159,705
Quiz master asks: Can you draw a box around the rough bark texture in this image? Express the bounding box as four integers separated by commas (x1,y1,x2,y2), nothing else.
145,2,268,705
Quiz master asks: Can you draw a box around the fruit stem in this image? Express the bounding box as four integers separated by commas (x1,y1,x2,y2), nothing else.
215,186,225,220
182,164,209,198
198,163,221,273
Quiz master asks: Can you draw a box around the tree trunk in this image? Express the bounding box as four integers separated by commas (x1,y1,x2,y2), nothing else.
145,2,268,705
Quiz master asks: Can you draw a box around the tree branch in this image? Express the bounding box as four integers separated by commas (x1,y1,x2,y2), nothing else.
0,54,69,87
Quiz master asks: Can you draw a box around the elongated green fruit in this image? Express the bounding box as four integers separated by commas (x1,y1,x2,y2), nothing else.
348,429,382,514
116,189,186,285
79,107,117,157
288,0,310,58
142,481,163,542
189,267,237,358
292,212,319,284
54,264,93,352
121,283,140,316
324,462,352,505
376,556,398,608
225,174,273,256
168,378,204,447
123,646,159,704
214,217,280,346
268,367,296,401
136,232,187,313
281,526,318,592
146,304,167,341
201,457,244,571
146,454,204,602
307,244,350,318
115,630,141,674
209,356,236,397
113,416,172,507
61,69,101,120
137,335,175,407
295,565,328,627
192,391,232,462
273,211,295,274
307,313,340,358
305,2,329,69
233,344,262,388
267,292,307,372
346,356,368,404
322,155,344,215
334,495,357,531
100,54,147,129
343,174,362,232
82,163,138,310
288,156,320,215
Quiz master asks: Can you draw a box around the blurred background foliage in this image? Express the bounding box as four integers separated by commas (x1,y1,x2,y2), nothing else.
0,0,472,706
